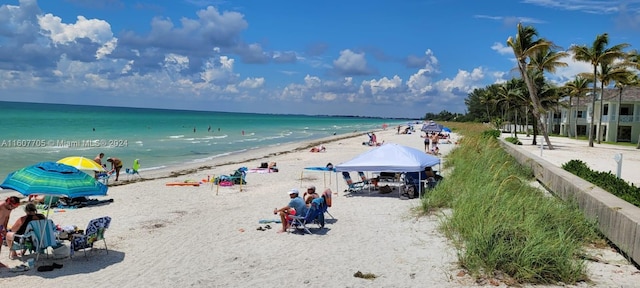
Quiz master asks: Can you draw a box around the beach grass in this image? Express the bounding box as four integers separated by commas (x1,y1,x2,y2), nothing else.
420,123,601,284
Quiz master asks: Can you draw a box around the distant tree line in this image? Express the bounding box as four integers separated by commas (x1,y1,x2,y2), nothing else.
424,23,639,149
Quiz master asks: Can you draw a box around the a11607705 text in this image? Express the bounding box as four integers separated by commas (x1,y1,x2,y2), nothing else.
0,139,129,148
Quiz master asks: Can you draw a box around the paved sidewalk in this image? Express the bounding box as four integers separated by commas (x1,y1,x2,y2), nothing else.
501,134,640,187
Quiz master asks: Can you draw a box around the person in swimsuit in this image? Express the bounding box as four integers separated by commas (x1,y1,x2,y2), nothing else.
107,157,123,181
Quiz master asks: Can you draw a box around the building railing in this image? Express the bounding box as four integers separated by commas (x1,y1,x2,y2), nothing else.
620,115,639,122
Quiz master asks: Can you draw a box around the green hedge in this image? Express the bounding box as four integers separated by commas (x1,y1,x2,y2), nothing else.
562,160,640,207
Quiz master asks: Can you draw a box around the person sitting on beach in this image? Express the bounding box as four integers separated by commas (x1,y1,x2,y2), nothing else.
1,196,21,253
268,162,278,172
273,189,308,233
107,157,123,181
310,145,326,153
6,203,46,259
303,185,319,204
424,166,443,181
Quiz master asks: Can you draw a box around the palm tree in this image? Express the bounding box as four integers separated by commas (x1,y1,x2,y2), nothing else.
563,77,592,139
569,33,630,147
528,46,568,143
507,23,555,149
495,79,524,138
613,72,640,142
580,61,631,143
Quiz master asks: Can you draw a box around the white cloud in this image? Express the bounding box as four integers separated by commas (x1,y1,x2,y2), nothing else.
491,42,513,55
238,77,264,88
436,68,485,93
333,49,370,75
366,75,403,94
38,14,114,45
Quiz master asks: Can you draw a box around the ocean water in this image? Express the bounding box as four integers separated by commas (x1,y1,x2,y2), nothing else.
0,101,402,179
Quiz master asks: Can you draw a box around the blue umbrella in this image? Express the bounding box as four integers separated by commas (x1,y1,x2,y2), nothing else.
442,127,452,133
0,161,108,198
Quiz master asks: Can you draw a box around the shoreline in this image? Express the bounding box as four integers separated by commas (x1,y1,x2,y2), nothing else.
106,131,370,187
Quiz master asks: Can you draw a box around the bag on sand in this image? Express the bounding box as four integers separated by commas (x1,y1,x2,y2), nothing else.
379,185,393,194
52,244,70,259
400,185,416,199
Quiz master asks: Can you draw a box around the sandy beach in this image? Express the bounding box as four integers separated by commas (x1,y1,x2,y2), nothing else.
1,129,640,287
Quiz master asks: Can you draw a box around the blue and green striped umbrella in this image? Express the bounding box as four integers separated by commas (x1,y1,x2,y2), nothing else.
0,161,108,197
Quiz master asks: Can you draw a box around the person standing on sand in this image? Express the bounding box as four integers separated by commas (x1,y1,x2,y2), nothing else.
107,157,123,181
94,153,104,166
94,152,105,178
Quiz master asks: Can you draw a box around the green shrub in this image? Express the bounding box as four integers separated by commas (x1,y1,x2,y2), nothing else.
562,159,640,207
482,129,501,139
505,137,522,145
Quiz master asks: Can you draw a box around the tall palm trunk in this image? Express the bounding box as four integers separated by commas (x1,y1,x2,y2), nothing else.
575,97,579,139
525,106,530,137
616,87,622,142
597,81,605,144
589,68,597,147
517,59,554,149
513,108,518,139
567,95,572,137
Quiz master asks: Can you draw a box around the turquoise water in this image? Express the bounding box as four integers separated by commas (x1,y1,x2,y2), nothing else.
0,101,403,178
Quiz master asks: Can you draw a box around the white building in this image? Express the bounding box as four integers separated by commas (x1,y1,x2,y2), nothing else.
552,87,640,144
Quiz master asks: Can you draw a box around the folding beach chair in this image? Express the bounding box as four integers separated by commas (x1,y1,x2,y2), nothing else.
341,172,366,192
126,159,141,180
288,200,323,234
14,219,66,261
72,216,111,258
96,171,112,185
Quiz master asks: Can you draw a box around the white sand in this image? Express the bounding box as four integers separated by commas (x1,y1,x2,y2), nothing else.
1,130,639,287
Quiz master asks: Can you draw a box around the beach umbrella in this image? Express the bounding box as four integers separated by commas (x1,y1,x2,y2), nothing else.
302,166,336,188
421,121,443,133
442,127,452,133
0,161,108,198
57,156,105,172
1,161,108,260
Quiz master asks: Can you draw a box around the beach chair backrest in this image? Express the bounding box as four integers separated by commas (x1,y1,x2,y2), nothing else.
86,216,111,242
322,188,332,207
27,219,58,251
342,172,353,185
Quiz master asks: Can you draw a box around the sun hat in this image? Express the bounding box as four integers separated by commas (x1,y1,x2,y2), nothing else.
288,188,299,195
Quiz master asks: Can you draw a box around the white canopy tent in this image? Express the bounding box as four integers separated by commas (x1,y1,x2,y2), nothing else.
334,143,440,197
335,143,440,172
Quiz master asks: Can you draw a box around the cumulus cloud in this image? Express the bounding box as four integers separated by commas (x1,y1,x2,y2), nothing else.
333,49,372,76
273,51,297,63
491,42,514,55
238,77,265,88
38,14,114,45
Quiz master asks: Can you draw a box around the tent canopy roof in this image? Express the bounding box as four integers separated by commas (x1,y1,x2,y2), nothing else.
334,143,440,172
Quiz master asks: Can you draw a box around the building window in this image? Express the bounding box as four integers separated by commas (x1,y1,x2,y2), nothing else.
577,111,584,118
621,107,630,115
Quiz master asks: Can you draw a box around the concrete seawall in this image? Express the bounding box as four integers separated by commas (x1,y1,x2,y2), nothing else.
500,140,640,265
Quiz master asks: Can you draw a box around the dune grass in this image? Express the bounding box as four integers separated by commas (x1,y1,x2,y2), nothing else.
420,123,600,284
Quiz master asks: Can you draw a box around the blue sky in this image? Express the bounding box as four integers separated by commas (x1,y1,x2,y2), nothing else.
1,0,639,118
